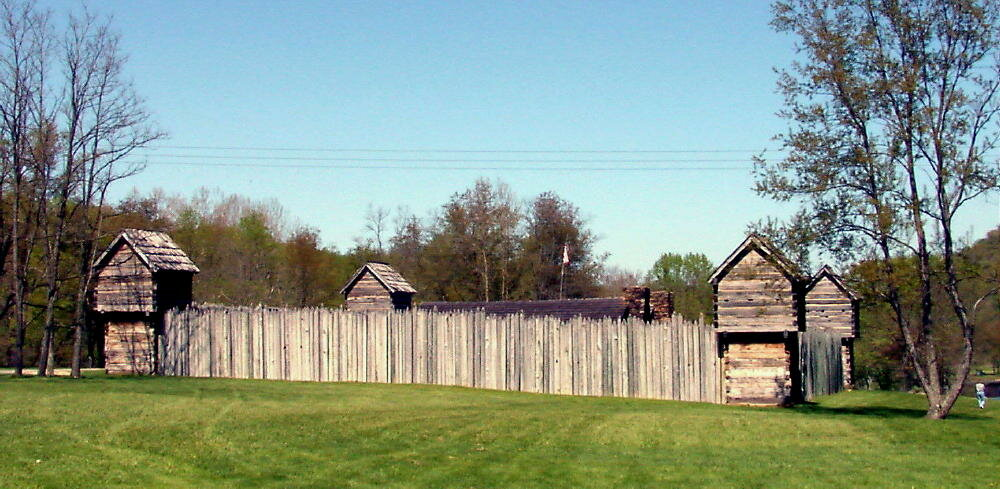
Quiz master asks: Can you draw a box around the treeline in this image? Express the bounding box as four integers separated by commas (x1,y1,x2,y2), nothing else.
116,178,607,307
121,181,720,315
0,178,618,370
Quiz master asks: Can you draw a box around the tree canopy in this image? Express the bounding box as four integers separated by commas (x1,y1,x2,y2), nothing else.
646,252,714,320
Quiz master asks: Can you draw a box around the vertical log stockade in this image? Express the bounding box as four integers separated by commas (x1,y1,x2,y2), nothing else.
162,306,723,403
95,230,853,407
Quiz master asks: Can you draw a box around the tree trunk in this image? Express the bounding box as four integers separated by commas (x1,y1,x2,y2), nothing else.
45,340,55,376
71,318,85,377
37,176,71,376
71,237,95,378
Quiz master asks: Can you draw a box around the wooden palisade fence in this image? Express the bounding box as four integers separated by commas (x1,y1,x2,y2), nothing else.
799,329,844,401
161,305,723,404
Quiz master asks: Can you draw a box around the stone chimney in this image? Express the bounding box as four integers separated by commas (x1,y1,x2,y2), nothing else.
649,291,674,320
622,286,673,322
622,286,649,321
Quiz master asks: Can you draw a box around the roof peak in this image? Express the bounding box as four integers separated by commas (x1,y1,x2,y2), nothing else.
94,229,199,274
340,262,417,295
806,264,859,300
709,234,803,284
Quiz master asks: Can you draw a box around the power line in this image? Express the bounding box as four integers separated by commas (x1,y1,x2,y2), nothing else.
136,160,753,172
145,145,779,154
136,153,761,164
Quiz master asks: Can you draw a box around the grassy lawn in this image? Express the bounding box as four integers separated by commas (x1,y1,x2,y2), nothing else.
1,374,996,488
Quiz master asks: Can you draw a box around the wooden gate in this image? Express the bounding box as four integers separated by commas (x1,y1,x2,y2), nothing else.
800,329,844,400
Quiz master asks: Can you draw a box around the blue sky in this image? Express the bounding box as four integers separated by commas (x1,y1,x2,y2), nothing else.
42,1,999,272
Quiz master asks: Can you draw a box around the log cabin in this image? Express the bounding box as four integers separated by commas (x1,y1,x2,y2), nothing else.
340,262,417,312
709,234,805,406
805,265,859,389
92,229,199,375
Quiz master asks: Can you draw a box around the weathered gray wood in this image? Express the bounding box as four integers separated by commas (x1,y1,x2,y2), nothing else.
801,329,844,400
161,305,723,403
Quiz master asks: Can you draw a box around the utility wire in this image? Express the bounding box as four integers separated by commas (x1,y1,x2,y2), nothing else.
136,153,761,163
144,145,779,154
136,160,752,171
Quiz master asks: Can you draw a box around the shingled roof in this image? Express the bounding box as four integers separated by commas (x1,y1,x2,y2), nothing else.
417,297,630,321
94,229,200,273
340,262,417,295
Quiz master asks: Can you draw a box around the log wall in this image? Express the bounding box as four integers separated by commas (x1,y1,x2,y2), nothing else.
805,277,856,388
93,246,155,313
105,318,156,375
841,341,854,389
161,305,724,404
344,271,394,312
722,339,793,405
715,250,798,333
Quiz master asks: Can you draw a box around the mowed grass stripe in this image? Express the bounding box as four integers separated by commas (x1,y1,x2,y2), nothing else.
0,374,994,488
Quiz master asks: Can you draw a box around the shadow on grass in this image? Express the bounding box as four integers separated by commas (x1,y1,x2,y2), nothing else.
792,402,987,420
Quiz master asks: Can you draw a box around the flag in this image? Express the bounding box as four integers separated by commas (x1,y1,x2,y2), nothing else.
562,244,570,266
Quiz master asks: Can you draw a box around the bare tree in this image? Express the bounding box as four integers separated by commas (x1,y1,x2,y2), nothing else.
0,1,159,376
65,10,161,377
35,8,160,376
364,203,389,255
0,0,50,376
598,265,643,297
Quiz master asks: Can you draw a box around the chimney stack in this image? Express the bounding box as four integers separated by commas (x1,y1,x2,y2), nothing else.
622,286,673,322
649,291,674,320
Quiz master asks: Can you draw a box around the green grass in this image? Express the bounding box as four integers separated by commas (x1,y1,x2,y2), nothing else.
1,374,996,489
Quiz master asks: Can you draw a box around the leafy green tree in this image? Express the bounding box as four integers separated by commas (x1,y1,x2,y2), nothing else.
759,0,1000,418
964,228,1000,373
520,192,602,300
426,179,522,301
646,252,714,320
284,227,333,307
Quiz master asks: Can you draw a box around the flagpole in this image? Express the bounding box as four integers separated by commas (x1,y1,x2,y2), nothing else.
559,261,565,300
559,243,568,300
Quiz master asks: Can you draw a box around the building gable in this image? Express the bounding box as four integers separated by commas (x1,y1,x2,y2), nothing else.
94,228,199,274
340,262,416,296
709,234,802,285
92,241,156,313
804,265,858,338
713,237,801,333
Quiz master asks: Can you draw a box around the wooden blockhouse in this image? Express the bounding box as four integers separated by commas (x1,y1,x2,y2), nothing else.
710,235,805,406
340,262,417,312
805,265,859,389
92,229,199,374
